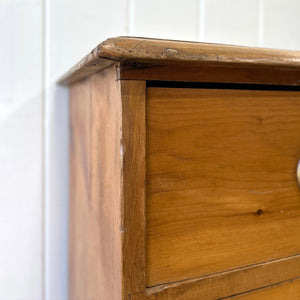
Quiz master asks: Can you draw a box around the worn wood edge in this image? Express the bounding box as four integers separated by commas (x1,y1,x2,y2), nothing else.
130,254,300,300
58,54,116,85
121,80,147,298
100,37,300,67
59,37,300,85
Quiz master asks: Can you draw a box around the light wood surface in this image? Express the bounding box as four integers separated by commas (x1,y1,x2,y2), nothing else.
121,80,147,295
69,67,147,299
89,66,123,299
59,37,300,85
227,278,300,300
69,66,123,300
146,87,300,286
69,78,91,299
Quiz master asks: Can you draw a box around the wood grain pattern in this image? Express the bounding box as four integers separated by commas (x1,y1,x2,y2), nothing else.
69,78,91,299
69,67,147,299
59,37,300,85
131,255,300,300
146,87,300,287
89,66,123,300
121,80,147,296
58,51,115,85
226,277,300,300
67,39,300,299
99,37,300,67
69,66,124,300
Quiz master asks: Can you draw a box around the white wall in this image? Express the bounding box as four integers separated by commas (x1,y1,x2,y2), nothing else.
44,1,127,298
0,0,43,299
1,0,300,299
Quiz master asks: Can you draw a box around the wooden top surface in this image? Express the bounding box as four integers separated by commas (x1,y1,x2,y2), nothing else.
59,37,300,85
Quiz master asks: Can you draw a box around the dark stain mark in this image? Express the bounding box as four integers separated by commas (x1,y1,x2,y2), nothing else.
255,209,264,216
133,62,143,69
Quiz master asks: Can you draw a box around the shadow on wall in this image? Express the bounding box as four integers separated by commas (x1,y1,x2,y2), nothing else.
0,83,69,299
0,91,43,299
44,83,69,299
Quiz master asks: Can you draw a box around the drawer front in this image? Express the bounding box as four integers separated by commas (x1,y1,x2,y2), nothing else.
146,87,300,287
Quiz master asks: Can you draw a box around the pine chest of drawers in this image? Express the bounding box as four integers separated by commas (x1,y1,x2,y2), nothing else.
60,37,300,300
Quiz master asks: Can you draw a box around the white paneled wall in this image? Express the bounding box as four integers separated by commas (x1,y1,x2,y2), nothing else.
202,0,260,46
0,0,43,299
1,0,300,299
132,0,199,40
47,0,128,82
263,0,300,50
44,1,127,298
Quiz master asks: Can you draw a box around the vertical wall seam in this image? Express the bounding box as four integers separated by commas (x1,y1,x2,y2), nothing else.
43,0,50,297
258,0,264,47
128,0,134,35
197,0,200,41
41,0,46,297
198,0,205,41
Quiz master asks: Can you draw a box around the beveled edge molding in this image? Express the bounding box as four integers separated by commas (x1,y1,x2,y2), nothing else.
58,37,300,85
130,254,300,300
